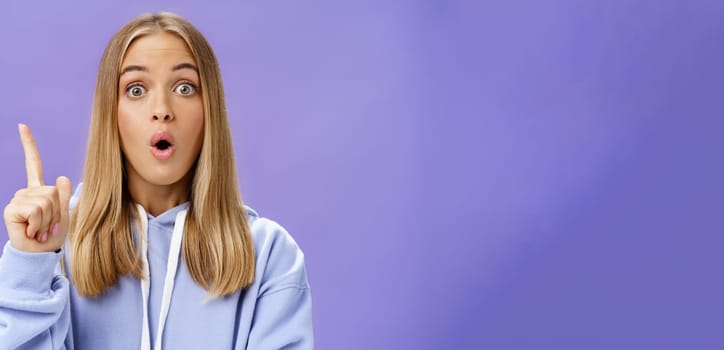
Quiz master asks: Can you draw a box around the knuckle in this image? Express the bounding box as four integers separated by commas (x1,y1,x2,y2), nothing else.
30,205,42,217
40,197,52,210
40,186,54,196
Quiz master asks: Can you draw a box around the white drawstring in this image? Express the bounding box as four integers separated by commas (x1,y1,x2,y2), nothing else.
138,204,187,350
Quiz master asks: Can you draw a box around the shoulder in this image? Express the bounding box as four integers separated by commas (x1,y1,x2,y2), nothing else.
243,206,302,258
244,206,310,293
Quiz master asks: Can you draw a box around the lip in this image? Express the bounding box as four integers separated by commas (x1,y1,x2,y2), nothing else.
149,131,176,161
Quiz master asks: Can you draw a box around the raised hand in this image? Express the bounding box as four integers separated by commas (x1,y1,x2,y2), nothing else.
3,124,72,253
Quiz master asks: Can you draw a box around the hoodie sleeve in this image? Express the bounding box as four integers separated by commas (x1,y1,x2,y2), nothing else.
0,243,72,350
245,218,314,350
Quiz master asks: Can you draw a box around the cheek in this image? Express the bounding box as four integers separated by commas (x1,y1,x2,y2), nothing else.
117,102,143,150
189,114,205,153
179,101,205,150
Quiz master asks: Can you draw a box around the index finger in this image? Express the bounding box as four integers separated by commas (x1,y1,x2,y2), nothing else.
18,124,44,187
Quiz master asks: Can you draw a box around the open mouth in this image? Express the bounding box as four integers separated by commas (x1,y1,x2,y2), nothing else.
150,131,175,160
155,139,172,150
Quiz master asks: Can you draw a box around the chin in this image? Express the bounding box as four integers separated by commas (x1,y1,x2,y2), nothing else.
141,168,191,187
123,156,196,189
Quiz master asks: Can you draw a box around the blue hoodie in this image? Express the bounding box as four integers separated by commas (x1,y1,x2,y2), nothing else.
0,185,313,349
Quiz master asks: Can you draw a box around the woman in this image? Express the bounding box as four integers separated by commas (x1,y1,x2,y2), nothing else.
0,12,313,349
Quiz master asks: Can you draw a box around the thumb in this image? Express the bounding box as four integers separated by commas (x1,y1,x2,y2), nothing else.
56,176,73,225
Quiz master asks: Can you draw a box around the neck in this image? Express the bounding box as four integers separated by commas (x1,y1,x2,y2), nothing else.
126,170,192,217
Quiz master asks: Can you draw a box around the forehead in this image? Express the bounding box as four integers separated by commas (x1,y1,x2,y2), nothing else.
122,32,196,66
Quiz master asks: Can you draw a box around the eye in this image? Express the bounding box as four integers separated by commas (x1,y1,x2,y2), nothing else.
126,84,146,98
174,82,196,96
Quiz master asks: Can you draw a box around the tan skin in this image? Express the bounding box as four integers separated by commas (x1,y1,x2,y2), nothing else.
3,124,71,253
118,32,204,216
3,32,204,253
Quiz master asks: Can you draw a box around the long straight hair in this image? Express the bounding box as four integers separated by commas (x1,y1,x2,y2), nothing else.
70,12,255,297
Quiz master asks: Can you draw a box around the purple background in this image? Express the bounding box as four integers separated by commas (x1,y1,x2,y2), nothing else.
1,0,723,348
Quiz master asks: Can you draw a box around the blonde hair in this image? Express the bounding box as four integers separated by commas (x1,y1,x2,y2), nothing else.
70,12,255,297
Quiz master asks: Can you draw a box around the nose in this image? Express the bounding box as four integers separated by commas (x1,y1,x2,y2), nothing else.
151,92,174,122
153,113,173,121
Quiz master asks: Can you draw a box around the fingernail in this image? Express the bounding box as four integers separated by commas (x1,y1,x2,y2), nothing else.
51,224,59,235
40,233,48,243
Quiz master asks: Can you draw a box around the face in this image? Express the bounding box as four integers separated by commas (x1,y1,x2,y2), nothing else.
117,32,204,190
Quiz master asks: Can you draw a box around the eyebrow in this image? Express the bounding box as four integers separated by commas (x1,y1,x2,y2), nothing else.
120,65,146,76
172,63,199,73
119,62,199,76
